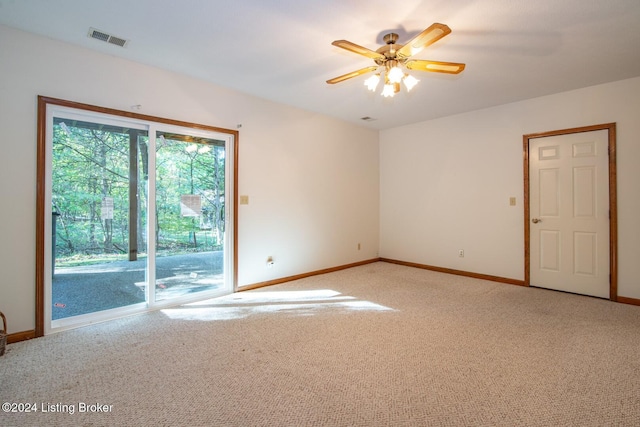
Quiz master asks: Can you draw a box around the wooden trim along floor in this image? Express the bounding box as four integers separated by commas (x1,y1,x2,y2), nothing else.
379,258,526,286
7,330,36,344
237,259,380,291
617,296,640,307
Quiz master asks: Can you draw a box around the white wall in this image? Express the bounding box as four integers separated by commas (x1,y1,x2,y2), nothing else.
3,22,638,335
380,76,640,298
0,25,379,334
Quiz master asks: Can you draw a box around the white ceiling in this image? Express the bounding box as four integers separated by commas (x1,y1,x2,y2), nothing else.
1,0,640,130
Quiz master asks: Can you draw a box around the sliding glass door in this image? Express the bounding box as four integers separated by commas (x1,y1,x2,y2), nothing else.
153,130,227,303
42,100,235,333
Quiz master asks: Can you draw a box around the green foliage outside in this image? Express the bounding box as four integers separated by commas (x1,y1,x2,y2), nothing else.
52,119,225,266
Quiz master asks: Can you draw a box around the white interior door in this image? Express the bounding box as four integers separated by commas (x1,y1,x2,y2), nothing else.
529,129,610,298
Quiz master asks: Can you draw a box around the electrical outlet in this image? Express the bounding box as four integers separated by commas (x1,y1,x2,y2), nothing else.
458,249,464,258
357,243,361,250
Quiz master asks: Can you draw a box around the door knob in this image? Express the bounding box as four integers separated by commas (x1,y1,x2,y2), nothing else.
532,218,542,224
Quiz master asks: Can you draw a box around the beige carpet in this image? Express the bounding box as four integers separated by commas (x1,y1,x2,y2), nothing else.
1,262,639,426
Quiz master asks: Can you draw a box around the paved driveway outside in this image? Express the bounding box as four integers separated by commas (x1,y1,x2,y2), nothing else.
52,251,224,319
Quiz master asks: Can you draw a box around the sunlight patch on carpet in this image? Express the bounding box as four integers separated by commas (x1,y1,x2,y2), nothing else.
161,289,394,320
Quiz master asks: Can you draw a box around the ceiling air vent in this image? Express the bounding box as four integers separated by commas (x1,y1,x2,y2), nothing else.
88,28,129,47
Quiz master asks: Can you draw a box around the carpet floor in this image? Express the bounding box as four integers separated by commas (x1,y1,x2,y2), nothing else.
1,262,639,426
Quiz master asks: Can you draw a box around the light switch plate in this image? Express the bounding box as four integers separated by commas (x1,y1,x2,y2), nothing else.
240,195,249,205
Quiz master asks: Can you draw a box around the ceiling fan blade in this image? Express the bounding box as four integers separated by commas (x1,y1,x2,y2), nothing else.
331,40,386,61
405,60,466,74
326,66,379,84
396,23,452,59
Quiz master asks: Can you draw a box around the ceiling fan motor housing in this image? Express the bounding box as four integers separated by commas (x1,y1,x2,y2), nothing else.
376,33,404,65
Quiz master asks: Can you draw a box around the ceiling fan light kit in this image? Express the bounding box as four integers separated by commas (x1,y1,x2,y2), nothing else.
327,23,465,98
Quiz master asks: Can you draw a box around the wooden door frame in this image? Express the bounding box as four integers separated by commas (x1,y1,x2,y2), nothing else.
523,123,617,300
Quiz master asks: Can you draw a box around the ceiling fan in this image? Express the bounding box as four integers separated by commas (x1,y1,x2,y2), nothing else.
326,23,465,97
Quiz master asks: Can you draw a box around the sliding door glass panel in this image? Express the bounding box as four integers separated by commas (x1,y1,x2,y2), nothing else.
51,117,148,320
154,131,226,302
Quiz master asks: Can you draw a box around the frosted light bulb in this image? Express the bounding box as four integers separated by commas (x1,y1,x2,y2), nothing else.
364,74,380,91
387,66,404,84
381,84,395,97
403,74,419,91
